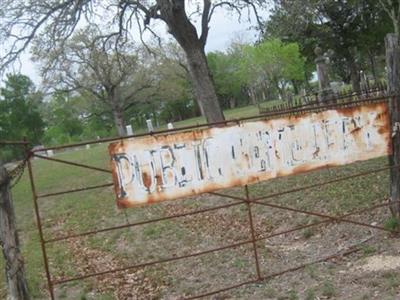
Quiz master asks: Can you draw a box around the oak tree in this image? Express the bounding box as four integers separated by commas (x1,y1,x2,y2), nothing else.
0,0,267,123
33,27,153,136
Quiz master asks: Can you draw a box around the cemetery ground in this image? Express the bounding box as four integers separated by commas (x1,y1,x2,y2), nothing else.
1,104,400,299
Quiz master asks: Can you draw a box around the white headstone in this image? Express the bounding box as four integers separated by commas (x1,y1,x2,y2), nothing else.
167,123,174,130
86,144,91,150
46,150,54,157
126,125,133,135
146,119,154,132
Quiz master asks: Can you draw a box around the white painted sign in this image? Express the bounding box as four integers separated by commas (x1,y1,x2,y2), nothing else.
109,102,391,208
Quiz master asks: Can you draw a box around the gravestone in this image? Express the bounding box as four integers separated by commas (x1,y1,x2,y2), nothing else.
126,125,133,136
146,119,154,132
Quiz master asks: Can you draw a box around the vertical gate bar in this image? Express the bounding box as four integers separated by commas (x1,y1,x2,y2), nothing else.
24,141,55,300
244,185,262,280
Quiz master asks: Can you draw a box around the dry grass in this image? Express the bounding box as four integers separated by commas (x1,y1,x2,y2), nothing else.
1,142,399,299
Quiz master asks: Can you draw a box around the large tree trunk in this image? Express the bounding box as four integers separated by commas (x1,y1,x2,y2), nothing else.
274,79,285,100
158,0,225,123
349,60,361,93
368,50,378,84
291,80,299,95
109,90,127,137
229,97,236,109
248,87,257,105
112,109,126,137
0,163,30,300
185,48,225,123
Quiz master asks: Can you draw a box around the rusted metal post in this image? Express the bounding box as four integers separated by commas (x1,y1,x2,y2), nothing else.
244,185,262,280
24,142,55,300
386,33,400,217
0,161,30,300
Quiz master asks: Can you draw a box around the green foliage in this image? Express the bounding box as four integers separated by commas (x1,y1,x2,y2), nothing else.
159,98,197,123
361,245,377,256
304,288,316,300
265,0,391,86
208,39,305,108
254,39,305,83
0,73,45,160
42,92,84,145
384,216,400,232
321,281,336,298
302,227,315,239
287,289,299,300
240,39,305,98
383,271,400,290
207,50,248,109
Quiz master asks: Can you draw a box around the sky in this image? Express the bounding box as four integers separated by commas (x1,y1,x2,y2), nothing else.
4,4,269,87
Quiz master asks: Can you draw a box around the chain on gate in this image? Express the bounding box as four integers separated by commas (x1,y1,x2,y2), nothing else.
6,157,29,189
0,141,30,189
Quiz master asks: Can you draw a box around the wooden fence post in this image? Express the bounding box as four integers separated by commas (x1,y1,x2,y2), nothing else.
386,33,400,218
0,162,30,300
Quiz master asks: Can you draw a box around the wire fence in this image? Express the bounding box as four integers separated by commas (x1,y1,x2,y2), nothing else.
258,85,387,114
1,93,399,299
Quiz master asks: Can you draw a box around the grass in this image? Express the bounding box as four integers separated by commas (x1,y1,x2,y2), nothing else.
304,288,316,300
0,102,398,298
384,216,400,232
383,271,400,290
0,103,265,298
321,281,336,298
161,103,263,129
138,101,279,132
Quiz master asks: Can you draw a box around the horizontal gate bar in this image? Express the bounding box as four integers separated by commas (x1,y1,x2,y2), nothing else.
252,165,393,202
51,198,396,286
37,183,114,198
256,199,397,242
184,278,261,299
185,245,362,300
52,238,253,285
33,154,111,174
45,201,243,243
253,200,396,233
211,193,398,236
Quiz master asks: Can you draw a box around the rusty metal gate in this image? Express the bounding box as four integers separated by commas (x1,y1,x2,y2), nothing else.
4,91,400,299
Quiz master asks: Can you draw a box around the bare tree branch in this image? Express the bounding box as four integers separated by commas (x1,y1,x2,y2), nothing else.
200,0,211,49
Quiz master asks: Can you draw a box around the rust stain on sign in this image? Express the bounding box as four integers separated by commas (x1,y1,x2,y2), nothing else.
109,102,391,208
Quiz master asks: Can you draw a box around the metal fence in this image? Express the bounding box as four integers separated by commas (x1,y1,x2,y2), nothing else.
258,85,388,114
3,92,400,299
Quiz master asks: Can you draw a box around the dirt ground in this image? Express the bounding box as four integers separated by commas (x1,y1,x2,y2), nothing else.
4,156,400,299
52,190,400,300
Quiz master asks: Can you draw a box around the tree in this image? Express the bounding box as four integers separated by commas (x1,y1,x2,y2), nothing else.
40,92,85,145
33,27,153,136
238,39,305,101
150,44,198,122
0,0,267,124
380,2,400,217
379,0,400,36
266,0,391,91
0,74,45,158
207,51,247,109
